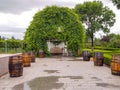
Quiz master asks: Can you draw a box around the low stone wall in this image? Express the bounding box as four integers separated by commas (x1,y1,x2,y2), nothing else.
0,53,21,77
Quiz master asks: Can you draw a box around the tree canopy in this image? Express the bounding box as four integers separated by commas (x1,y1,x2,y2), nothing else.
112,0,120,9
95,34,120,48
0,37,22,48
74,1,116,49
108,33,120,48
24,6,85,56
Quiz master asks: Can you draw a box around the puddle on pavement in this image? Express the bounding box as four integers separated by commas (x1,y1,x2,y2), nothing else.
12,76,64,90
66,65,70,67
91,77,102,81
62,76,83,79
59,59,82,61
12,76,84,90
67,59,83,61
43,64,48,66
96,83,120,88
44,70,60,74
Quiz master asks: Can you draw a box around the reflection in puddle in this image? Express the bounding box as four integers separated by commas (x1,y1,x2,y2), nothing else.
13,83,31,90
12,76,64,90
24,83,31,90
12,76,84,90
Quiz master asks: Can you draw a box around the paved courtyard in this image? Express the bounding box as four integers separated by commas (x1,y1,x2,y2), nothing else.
0,57,120,90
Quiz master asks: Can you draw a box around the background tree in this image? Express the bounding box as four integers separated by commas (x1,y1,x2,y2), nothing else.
0,36,23,53
94,38,101,46
101,35,110,42
0,40,5,48
112,0,120,9
108,33,120,48
24,6,85,56
100,35,110,48
74,1,115,49
0,36,5,48
94,33,120,48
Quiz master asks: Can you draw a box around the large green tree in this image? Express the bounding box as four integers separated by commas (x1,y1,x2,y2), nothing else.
24,6,85,56
74,1,115,49
112,0,120,9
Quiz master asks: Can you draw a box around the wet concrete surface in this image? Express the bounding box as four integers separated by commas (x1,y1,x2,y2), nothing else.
0,57,120,90
91,77,102,81
44,70,60,74
62,76,83,79
67,59,83,61
96,83,120,88
13,76,64,90
12,76,85,90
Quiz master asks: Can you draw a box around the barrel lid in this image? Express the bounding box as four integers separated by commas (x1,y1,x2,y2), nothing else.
10,55,21,58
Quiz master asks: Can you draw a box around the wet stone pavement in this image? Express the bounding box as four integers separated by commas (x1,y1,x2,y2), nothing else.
0,57,120,90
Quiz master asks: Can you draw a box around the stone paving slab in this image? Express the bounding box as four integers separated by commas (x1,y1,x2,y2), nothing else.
0,57,120,90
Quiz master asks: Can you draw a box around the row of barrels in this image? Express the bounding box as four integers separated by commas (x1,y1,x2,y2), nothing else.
82,51,120,76
9,51,44,77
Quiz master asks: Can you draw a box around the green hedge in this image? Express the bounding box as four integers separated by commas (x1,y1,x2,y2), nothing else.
94,46,120,51
83,48,120,66
0,48,22,54
104,54,112,66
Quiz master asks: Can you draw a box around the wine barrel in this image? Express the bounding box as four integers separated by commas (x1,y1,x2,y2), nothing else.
9,56,23,77
82,51,90,61
22,53,31,67
111,55,120,75
94,52,104,66
39,50,44,58
28,51,35,62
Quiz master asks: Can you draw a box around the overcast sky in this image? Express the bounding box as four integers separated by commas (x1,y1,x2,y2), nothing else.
0,0,119,39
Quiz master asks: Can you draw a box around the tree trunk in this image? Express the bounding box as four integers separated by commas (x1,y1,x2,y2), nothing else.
91,37,94,51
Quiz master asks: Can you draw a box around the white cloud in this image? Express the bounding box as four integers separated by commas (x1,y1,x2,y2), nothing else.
0,8,38,39
0,8,38,28
103,0,120,34
0,32,24,39
0,0,77,14
0,0,120,39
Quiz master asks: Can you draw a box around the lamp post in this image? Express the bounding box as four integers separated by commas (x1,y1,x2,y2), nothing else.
5,38,7,53
21,32,25,52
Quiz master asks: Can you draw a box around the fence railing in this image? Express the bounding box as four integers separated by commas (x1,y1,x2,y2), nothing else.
0,48,22,54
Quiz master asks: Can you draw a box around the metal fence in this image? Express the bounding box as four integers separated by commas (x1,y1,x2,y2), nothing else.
0,48,22,54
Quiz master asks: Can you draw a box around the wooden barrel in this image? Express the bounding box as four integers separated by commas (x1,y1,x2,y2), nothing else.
9,56,23,77
111,55,120,75
28,51,35,62
22,53,31,67
39,50,44,58
82,51,90,61
94,52,104,66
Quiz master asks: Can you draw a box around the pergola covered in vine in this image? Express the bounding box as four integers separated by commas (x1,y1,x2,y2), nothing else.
24,6,85,56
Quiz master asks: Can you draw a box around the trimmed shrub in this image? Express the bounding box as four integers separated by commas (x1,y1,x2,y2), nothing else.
103,54,112,66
